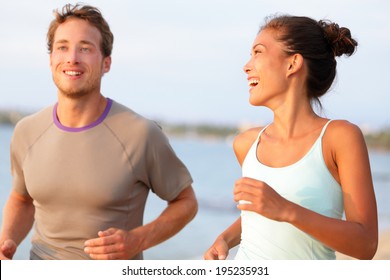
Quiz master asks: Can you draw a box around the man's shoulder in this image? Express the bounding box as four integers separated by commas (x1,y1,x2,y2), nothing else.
108,100,146,122
12,105,55,151
14,105,54,135
105,100,163,137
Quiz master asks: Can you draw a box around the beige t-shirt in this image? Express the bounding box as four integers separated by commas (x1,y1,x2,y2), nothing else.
11,99,193,259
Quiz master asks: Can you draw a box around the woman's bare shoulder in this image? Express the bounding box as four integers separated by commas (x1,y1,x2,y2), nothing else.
325,119,367,154
234,127,263,143
233,127,264,165
326,120,364,141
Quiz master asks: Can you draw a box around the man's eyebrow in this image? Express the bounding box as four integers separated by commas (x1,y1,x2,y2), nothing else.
53,39,69,45
79,40,97,46
53,39,96,47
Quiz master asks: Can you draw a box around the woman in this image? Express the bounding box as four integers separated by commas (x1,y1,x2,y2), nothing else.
204,15,378,260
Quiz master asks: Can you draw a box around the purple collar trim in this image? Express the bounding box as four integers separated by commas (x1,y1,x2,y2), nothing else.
53,98,113,132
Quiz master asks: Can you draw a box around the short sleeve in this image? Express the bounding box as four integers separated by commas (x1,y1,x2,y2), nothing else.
10,122,31,197
143,122,193,201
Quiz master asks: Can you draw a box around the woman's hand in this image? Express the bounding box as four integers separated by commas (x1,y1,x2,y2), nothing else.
204,237,229,260
234,177,291,222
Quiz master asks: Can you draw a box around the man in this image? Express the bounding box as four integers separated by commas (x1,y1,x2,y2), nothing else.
0,3,197,260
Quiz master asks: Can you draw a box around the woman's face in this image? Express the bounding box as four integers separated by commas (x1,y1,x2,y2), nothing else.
243,29,292,108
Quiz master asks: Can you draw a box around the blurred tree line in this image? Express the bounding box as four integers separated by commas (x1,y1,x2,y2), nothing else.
1,110,389,150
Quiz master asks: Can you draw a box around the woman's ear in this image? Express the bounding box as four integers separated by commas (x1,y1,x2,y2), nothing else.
286,53,304,77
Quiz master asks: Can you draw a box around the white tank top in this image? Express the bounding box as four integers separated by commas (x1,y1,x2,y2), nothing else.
235,120,343,259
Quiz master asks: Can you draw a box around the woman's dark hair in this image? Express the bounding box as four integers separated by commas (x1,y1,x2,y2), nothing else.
47,3,114,57
261,15,357,106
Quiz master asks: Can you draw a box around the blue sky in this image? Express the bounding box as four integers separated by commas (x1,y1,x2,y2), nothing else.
0,0,389,130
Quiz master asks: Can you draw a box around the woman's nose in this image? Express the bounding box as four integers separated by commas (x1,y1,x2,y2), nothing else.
243,63,251,74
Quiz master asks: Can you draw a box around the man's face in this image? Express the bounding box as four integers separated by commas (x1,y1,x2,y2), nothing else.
50,18,111,98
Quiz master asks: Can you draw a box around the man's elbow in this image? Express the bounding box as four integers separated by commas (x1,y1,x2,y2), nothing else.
182,186,198,222
181,186,198,222
188,196,198,222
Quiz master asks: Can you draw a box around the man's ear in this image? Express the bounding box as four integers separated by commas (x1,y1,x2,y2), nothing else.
103,56,112,74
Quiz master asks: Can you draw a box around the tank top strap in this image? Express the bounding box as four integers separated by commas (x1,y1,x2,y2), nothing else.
256,121,332,144
319,120,333,139
256,124,271,142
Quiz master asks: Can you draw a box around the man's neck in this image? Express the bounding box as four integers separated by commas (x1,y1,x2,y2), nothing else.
56,93,107,128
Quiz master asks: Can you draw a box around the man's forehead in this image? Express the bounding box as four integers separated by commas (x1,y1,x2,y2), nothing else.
54,19,101,43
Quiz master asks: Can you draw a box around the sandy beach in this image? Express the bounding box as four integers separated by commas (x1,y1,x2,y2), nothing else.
336,230,390,260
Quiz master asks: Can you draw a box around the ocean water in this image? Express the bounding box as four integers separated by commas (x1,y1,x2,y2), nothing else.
0,124,389,260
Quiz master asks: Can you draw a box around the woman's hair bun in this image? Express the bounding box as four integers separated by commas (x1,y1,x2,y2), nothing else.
319,20,358,57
